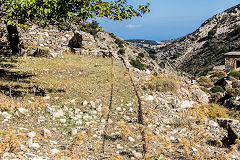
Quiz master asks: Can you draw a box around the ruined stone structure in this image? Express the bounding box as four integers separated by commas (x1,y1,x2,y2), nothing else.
225,52,240,72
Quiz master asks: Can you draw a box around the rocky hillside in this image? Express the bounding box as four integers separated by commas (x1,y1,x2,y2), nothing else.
157,4,240,76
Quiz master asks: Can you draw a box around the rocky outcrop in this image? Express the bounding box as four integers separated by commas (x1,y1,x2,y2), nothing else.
217,118,240,144
157,4,240,75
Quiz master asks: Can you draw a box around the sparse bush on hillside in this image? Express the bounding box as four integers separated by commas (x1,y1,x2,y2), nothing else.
229,71,240,79
210,85,225,93
117,48,125,55
198,104,228,121
198,76,213,88
149,53,156,60
138,52,144,58
129,59,145,70
109,32,116,39
115,38,124,48
80,20,100,37
233,111,240,120
159,62,165,69
208,29,217,39
146,78,179,93
212,70,226,79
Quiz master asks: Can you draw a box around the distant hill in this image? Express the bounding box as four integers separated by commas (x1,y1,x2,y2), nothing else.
157,4,240,75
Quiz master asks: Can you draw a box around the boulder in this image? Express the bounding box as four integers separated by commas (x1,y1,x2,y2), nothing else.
214,78,228,89
217,118,240,144
33,47,58,58
192,89,209,104
68,32,82,48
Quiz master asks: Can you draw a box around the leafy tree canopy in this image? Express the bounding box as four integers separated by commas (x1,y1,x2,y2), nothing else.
0,0,150,27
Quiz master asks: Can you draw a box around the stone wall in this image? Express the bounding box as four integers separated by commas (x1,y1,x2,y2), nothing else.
225,56,240,72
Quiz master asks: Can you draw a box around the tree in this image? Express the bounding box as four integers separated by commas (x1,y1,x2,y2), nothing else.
0,0,150,54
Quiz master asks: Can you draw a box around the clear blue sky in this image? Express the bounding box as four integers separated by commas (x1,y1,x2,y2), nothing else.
96,0,239,41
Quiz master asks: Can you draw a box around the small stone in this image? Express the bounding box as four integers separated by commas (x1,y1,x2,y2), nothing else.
71,99,76,104
116,107,121,111
2,112,11,119
72,129,78,135
38,116,45,123
42,128,52,138
128,136,135,142
51,149,60,155
53,109,64,118
27,131,36,138
116,144,123,149
46,107,55,113
50,140,58,145
18,108,28,115
60,119,66,123
209,120,219,127
90,101,96,108
144,95,154,101
129,107,133,112
43,96,50,100
83,100,88,106
29,143,40,149
132,151,143,159
97,104,102,112
192,147,197,152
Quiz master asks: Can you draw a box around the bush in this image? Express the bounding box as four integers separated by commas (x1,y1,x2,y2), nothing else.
109,32,116,39
147,78,179,93
138,52,144,58
159,62,165,69
130,59,145,70
115,38,124,48
212,70,226,79
233,111,240,119
208,29,217,39
210,85,225,93
199,104,228,121
229,71,240,79
80,20,100,37
198,76,213,88
149,54,156,60
117,48,125,55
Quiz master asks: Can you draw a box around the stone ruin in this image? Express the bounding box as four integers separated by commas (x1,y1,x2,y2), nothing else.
225,52,240,72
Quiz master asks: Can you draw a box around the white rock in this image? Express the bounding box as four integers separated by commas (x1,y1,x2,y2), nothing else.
43,128,52,138
27,131,36,138
51,149,60,155
43,96,50,100
2,112,12,119
53,109,64,118
192,147,197,152
46,106,55,113
18,108,28,114
180,100,193,108
126,103,132,107
60,119,66,123
132,151,143,159
129,107,133,112
145,69,151,75
83,100,88,106
72,129,78,135
192,89,209,104
170,136,175,141
50,140,58,145
29,143,40,149
209,120,219,127
71,99,76,104
97,104,102,112
116,107,121,111
90,101,96,108
128,136,135,142
116,144,123,149
38,116,45,122
144,95,154,101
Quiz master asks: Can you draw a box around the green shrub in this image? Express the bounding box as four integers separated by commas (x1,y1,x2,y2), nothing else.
117,48,125,55
115,38,124,48
149,54,156,60
229,71,240,79
210,85,225,93
80,20,100,37
233,111,240,119
130,59,145,70
156,78,179,92
208,29,217,39
159,62,165,69
109,32,116,39
138,52,144,58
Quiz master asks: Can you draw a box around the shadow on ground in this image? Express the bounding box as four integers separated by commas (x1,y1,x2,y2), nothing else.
0,55,65,98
